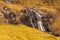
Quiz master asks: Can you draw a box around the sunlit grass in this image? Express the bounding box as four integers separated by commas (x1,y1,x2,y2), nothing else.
0,24,58,40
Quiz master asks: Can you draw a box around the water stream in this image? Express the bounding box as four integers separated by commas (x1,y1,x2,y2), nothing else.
28,8,46,31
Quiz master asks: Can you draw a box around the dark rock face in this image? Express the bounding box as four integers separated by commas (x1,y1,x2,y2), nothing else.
20,8,38,28
20,8,57,36
42,12,56,31
20,15,32,27
0,7,19,24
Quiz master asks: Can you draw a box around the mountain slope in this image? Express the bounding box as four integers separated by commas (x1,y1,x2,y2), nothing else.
0,0,60,38
0,24,58,40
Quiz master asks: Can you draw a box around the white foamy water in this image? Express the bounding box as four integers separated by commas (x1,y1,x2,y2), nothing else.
35,12,45,31
29,9,46,31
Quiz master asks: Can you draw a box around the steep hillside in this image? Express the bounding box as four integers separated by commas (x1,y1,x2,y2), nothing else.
0,24,58,40
0,0,60,39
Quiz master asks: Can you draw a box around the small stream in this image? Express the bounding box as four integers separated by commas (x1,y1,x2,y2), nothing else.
24,8,46,32
33,10,45,31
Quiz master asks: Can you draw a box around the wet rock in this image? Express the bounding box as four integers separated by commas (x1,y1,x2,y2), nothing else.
21,8,57,36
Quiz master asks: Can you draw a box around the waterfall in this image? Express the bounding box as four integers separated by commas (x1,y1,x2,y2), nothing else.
23,8,46,32
35,11,45,31
29,9,46,31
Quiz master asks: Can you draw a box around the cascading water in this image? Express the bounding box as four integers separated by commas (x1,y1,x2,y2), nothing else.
26,8,46,32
